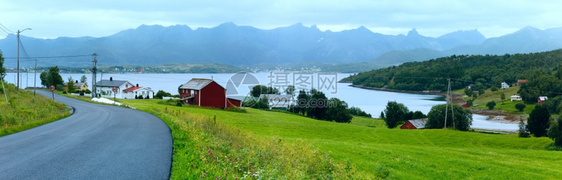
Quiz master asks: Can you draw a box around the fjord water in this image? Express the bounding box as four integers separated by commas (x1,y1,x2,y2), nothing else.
5,72,518,130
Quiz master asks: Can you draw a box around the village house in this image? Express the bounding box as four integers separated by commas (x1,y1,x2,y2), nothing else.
122,85,154,99
501,82,509,89
259,94,293,110
179,78,241,108
511,95,522,101
73,80,88,91
400,118,428,129
538,96,548,104
517,79,528,86
95,77,153,99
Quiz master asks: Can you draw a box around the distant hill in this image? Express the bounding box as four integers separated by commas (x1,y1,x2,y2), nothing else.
343,49,562,97
1,23,561,70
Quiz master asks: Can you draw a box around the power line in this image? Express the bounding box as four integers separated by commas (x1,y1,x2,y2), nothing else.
5,54,92,60
0,22,13,33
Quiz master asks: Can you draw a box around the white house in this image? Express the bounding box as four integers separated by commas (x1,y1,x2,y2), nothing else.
122,86,154,99
511,95,522,101
501,82,510,89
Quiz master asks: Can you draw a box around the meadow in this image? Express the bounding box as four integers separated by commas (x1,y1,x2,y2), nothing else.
0,83,71,137
123,99,562,179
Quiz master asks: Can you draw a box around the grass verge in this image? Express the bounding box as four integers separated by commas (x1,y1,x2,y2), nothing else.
122,99,561,179
0,82,71,137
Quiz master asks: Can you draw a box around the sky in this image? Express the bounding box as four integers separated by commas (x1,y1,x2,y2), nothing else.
0,0,561,39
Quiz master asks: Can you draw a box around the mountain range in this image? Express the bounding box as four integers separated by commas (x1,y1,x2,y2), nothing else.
1,23,561,69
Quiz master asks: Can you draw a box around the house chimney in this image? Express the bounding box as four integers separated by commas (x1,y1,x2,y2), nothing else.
136,84,139,87
110,77,113,81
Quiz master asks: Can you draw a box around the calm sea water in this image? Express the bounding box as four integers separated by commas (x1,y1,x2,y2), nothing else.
4,72,518,130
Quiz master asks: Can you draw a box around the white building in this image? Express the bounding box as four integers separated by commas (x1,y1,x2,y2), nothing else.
95,77,153,99
501,82,510,89
122,86,154,99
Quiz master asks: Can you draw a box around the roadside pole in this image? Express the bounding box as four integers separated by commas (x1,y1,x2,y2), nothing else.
49,85,55,100
112,86,118,105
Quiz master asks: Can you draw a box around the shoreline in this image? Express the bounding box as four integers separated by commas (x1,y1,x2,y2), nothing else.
347,84,521,124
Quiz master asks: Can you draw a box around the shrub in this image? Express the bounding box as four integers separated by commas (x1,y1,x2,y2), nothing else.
547,117,562,146
515,103,526,112
486,101,496,110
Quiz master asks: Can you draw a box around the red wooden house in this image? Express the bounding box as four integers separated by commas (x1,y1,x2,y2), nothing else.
179,78,240,109
400,118,428,129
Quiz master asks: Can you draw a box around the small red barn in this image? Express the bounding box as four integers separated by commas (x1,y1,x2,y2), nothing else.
400,118,428,129
538,96,548,104
179,78,240,109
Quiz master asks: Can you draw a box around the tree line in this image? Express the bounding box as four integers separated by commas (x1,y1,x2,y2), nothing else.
343,49,562,101
242,85,372,123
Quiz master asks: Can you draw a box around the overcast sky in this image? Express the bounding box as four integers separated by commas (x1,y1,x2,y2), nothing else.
1,0,560,39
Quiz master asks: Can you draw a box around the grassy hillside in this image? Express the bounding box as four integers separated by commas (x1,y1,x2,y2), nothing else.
122,99,561,179
0,83,71,136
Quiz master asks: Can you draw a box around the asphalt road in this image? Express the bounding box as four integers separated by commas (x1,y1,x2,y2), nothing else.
0,90,172,179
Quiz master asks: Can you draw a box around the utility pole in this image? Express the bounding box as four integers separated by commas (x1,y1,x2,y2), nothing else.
17,28,32,91
444,78,455,129
92,53,97,98
34,59,37,96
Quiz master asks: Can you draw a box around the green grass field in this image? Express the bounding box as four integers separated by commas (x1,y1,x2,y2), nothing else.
0,83,71,137
122,99,561,179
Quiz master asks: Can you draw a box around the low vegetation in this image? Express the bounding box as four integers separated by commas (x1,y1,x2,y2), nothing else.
0,83,71,137
122,99,561,179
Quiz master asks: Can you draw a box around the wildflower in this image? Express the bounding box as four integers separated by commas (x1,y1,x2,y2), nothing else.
202,173,206,178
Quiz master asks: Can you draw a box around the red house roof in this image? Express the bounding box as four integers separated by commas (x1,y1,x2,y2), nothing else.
123,86,142,92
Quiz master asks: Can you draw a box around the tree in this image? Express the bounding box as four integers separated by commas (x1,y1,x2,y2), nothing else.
67,76,76,93
486,101,496,110
250,85,279,97
295,90,310,116
308,89,327,120
80,75,88,84
326,98,352,123
382,101,409,128
500,92,506,103
515,103,526,112
547,117,562,146
40,71,48,87
0,50,5,81
40,66,64,89
349,106,372,118
285,85,295,96
426,104,472,131
518,118,530,138
412,111,427,119
154,90,172,99
527,105,550,137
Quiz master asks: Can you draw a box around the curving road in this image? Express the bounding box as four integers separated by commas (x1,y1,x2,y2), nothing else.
0,90,172,179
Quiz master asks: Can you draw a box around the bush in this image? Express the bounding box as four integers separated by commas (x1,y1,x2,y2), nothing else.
547,118,562,146
426,104,472,131
154,90,172,99
55,84,64,91
515,103,526,112
486,101,496,110
349,106,371,118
